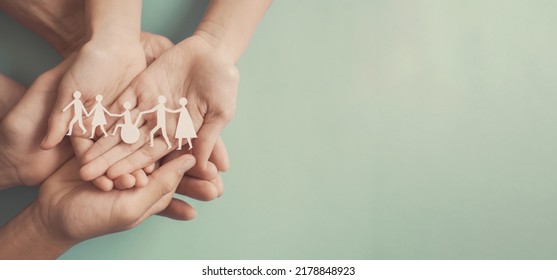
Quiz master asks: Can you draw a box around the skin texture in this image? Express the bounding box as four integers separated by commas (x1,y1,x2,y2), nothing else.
0,0,271,259
0,154,199,259
0,72,222,259
0,64,74,189
79,0,272,185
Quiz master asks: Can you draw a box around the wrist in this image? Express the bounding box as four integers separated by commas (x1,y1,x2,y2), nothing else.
89,27,140,46
86,0,142,46
82,37,143,60
193,21,238,63
0,0,87,57
0,202,77,259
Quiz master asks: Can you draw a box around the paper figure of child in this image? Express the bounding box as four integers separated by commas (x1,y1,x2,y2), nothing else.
136,95,173,149
85,95,111,138
110,101,140,144
169,97,197,150
63,90,88,136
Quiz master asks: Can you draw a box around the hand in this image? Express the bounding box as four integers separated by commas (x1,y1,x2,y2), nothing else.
44,32,174,191
79,35,237,184
0,152,209,259
0,64,74,189
41,36,146,148
35,154,196,244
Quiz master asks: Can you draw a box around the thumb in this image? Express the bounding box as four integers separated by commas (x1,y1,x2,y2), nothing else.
134,154,196,208
40,58,76,150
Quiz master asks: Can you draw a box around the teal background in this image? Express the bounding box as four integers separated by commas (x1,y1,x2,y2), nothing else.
2,0,557,259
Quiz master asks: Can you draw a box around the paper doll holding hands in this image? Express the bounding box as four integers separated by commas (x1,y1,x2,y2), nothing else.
110,101,140,144
136,95,173,149
86,95,111,138
169,97,197,150
63,90,88,136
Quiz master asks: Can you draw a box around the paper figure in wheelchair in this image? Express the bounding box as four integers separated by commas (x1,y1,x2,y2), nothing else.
109,101,140,144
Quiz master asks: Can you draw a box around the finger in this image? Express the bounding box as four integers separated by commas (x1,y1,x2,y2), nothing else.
41,72,78,149
114,174,136,190
79,125,150,181
71,136,94,162
156,198,196,221
213,173,224,197
185,160,219,181
127,154,196,211
175,175,219,202
192,119,226,172
106,135,176,180
164,149,219,181
209,137,230,172
143,162,156,174
71,137,114,191
133,169,149,188
93,176,115,192
0,74,26,120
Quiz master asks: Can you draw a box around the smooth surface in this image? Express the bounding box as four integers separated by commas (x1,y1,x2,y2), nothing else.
2,0,557,259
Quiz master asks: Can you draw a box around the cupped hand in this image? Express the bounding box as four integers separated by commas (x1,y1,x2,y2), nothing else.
44,32,174,191
79,35,237,184
35,153,197,243
41,37,146,148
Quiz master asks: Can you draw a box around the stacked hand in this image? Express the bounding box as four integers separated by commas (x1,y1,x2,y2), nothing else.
79,35,237,187
0,0,271,259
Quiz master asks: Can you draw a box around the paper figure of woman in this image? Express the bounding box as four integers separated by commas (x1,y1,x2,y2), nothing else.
86,95,111,138
169,97,197,150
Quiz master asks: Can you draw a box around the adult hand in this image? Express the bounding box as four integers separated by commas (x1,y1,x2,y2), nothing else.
0,64,74,189
0,153,201,259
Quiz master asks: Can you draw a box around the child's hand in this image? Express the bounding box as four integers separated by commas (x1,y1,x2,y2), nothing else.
41,37,146,148
43,33,173,191
79,35,237,184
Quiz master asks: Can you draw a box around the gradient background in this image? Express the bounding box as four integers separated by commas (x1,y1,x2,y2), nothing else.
2,0,557,259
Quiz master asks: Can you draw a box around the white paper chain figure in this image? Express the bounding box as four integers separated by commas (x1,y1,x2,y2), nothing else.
136,95,173,149
64,93,197,150
169,97,197,150
63,91,87,136
86,95,111,138
110,102,140,144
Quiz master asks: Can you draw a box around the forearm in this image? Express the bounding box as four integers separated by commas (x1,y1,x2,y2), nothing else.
193,0,272,63
0,0,86,56
86,0,142,44
0,202,76,259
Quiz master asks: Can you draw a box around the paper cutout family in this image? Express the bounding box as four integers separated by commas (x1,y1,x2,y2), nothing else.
63,91,197,150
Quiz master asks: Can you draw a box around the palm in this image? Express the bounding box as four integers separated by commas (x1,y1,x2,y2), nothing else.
82,36,239,178
42,40,148,150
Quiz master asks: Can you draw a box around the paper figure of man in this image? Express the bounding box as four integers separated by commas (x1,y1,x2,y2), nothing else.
136,95,173,149
62,90,87,136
